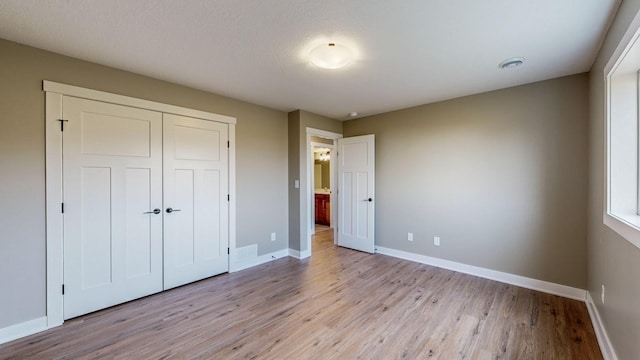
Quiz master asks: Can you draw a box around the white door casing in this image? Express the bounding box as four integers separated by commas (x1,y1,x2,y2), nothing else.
62,97,164,319
163,113,230,290
337,135,375,253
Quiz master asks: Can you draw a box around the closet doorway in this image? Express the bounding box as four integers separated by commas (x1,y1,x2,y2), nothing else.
45,81,236,326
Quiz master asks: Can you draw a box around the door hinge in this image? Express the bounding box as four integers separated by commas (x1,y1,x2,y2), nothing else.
227,141,230,148
227,248,230,255
61,203,64,213
227,194,230,201
62,284,65,295
58,119,69,131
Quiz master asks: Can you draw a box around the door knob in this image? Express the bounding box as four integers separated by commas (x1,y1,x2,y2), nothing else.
144,208,161,214
363,198,373,202
166,207,182,213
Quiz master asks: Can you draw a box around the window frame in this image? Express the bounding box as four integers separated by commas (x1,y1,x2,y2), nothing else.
604,10,640,249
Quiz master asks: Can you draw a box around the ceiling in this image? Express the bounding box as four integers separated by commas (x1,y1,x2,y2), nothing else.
0,1,620,120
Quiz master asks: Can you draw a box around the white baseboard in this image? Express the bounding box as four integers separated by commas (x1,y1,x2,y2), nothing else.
231,249,288,272
375,246,586,301
288,248,311,259
586,292,618,360
0,316,47,345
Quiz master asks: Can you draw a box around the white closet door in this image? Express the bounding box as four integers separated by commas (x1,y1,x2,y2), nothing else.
63,97,163,319
163,113,229,289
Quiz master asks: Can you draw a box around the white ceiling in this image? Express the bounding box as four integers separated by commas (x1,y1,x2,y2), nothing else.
0,0,620,120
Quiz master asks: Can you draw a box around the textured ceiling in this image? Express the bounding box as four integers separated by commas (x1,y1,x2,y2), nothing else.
0,0,620,119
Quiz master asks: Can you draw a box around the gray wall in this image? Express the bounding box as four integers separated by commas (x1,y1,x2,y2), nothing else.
0,38,289,329
588,1,640,358
288,110,342,251
288,111,301,251
344,74,589,289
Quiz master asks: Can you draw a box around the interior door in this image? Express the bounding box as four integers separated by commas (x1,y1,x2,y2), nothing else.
62,97,163,319
163,113,229,290
337,135,375,253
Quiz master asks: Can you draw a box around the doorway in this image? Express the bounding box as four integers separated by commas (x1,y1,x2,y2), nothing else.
304,130,376,257
306,129,341,255
311,143,332,234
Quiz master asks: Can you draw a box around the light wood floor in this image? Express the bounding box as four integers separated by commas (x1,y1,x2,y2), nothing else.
1,230,601,359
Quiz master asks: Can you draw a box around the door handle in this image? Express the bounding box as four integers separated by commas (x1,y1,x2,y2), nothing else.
363,198,373,202
144,208,161,214
166,207,182,213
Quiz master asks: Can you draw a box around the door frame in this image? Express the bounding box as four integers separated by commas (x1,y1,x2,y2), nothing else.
44,81,237,329
309,141,334,236
304,128,342,255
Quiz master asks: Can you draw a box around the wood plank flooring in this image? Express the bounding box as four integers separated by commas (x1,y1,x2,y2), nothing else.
1,230,601,359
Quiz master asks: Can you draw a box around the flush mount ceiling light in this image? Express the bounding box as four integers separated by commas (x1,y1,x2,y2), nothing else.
349,112,359,117
499,57,525,69
319,152,330,161
309,43,354,69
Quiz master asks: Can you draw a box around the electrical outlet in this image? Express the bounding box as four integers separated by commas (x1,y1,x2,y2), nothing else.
271,232,276,241
407,232,413,241
434,236,441,246
601,285,605,304
294,180,300,189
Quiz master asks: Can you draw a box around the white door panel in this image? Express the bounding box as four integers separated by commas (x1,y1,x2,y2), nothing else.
125,168,154,279
200,169,223,260
62,98,230,318
63,97,163,319
337,135,375,253
163,113,229,290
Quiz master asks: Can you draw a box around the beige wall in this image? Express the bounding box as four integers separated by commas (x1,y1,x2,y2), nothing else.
0,38,289,328
344,74,589,289
588,1,640,358
288,110,342,251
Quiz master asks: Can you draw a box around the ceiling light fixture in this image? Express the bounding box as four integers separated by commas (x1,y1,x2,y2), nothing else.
349,112,359,117
309,43,353,69
319,152,330,161
499,57,525,69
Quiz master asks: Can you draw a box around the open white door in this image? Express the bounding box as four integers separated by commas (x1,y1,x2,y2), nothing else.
337,135,375,253
163,113,229,290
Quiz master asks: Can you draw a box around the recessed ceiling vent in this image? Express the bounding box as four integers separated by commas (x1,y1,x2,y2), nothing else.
499,57,525,69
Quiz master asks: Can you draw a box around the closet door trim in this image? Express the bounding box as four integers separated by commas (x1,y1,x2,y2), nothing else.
44,81,236,124
44,80,237,329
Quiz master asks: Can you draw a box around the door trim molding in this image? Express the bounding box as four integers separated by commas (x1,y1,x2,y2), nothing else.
43,81,236,124
44,80,237,328
45,91,64,329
